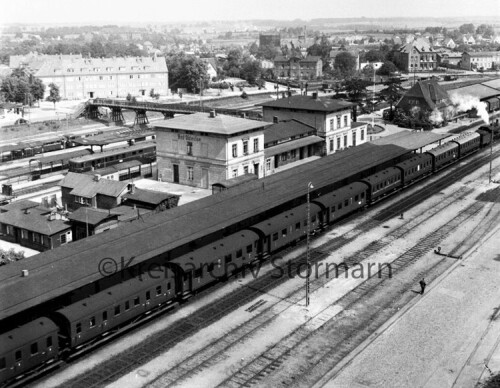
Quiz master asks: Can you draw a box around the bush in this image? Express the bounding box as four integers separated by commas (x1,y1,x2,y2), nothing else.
241,91,248,99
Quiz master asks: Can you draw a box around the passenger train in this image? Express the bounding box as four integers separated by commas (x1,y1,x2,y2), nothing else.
0,127,498,386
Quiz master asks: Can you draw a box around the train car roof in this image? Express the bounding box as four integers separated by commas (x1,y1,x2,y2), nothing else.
451,131,480,145
30,149,93,165
0,142,409,321
72,130,155,146
426,141,458,155
69,142,155,163
0,317,58,353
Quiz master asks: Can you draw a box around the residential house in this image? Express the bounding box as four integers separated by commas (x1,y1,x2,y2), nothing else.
0,200,72,251
259,93,368,155
59,172,130,211
273,56,322,80
395,38,438,72
34,55,169,99
154,112,270,188
443,38,456,49
122,185,179,211
461,51,500,71
201,58,218,80
462,34,476,45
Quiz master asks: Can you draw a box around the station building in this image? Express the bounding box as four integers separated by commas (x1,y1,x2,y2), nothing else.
34,55,169,100
259,94,368,154
154,112,270,188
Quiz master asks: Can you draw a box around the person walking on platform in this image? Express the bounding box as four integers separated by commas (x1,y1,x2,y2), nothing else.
419,278,426,295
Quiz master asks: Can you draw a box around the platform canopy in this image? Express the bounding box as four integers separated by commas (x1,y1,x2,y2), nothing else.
372,131,451,150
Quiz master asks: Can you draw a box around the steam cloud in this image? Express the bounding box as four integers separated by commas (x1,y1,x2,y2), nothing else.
449,93,489,124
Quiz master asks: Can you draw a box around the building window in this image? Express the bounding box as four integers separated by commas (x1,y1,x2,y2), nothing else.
21,229,28,239
291,149,296,158
232,144,237,158
253,138,259,152
337,137,341,149
352,131,357,146
337,116,341,128
361,129,365,141
187,141,193,155
243,165,249,174
187,167,194,181
6,225,13,235
330,118,334,130
330,139,334,151
243,140,248,155
344,134,348,147
266,158,271,171
343,116,348,127
60,233,67,244
232,169,238,178
280,153,287,161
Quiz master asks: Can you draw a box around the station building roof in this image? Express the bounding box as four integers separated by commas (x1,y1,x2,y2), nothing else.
448,84,500,100
259,95,355,113
72,130,155,146
371,131,451,150
154,112,269,136
0,141,410,321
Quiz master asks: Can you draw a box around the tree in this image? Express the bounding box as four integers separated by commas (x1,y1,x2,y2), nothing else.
307,35,332,70
240,59,262,85
379,77,405,120
46,83,61,109
459,23,475,35
0,69,45,105
377,61,398,76
476,24,495,38
364,49,385,63
344,78,370,103
334,51,357,79
166,53,208,93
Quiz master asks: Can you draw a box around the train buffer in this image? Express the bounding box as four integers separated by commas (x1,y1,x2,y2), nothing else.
434,246,462,260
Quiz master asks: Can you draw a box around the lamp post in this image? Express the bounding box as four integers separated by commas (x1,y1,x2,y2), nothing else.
489,129,493,183
306,181,314,307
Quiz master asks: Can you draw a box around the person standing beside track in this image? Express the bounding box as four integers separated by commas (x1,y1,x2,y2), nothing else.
419,278,426,295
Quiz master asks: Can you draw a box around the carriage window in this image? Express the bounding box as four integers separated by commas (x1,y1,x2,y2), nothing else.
90,317,96,327
355,195,359,201
338,203,342,210
167,282,171,290
331,206,335,213
146,291,151,301
282,228,287,237
236,249,242,258
76,323,82,333
311,215,317,223
225,254,233,263
208,263,215,272
156,285,162,295
296,222,301,230
247,244,253,253
361,192,365,198
15,350,22,362
31,342,38,355
344,200,349,207
114,305,121,316
134,297,140,306
272,233,278,241
125,301,130,310
194,267,202,278
47,336,53,348
0,357,5,370
102,311,108,322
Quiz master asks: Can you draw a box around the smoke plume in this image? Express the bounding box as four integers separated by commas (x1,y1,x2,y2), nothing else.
449,93,489,124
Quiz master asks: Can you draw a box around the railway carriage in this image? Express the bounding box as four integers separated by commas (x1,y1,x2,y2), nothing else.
251,203,322,257
451,132,481,158
395,153,433,186
314,182,368,224
426,142,459,171
172,230,261,298
0,318,59,384
361,167,402,203
54,271,176,349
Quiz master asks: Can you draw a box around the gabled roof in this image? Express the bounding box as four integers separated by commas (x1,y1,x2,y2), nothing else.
67,207,115,225
399,38,434,54
264,119,316,144
60,172,129,198
260,95,355,113
397,80,450,110
0,208,70,235
0,200,39,213
154,112,269,135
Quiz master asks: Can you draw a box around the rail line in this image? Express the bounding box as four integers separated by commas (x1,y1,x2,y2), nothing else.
48,146,499,388
216,201,484,388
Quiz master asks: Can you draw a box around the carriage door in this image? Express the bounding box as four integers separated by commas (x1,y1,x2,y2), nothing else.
182,270,193,295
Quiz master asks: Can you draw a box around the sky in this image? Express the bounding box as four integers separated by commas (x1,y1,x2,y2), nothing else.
1,0,499,25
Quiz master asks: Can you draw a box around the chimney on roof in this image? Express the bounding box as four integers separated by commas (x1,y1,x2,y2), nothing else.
273,116,279,123
209,110,216,118
94,174,101,182
22,269,29,277
129,183,135,194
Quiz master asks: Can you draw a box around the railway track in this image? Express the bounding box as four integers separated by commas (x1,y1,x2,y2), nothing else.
47,145,500,388
145,189,481,388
